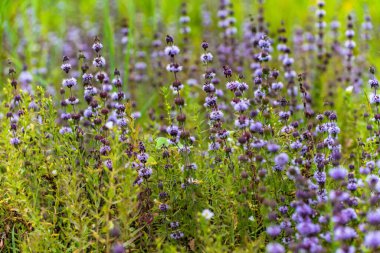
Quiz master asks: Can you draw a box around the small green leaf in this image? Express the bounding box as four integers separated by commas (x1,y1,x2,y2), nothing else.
155,137,169,149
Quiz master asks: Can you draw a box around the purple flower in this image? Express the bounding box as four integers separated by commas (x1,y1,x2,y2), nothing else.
159,203,169,212
360,166,371,175
170,231,184,240
93,56,106,68
209,110,224,121
164,45,180,57
266,225,281,237
329,167,347,180
314,171,326,184
100,145,111,155
271,82,283,90
366,174,379,189
250,121,263,133
334,226,357,241
111,243,125,253
62,77,77,88
267,143,280,153
274,153,289,167
296,222,320,236
104,159,113,170
266,243,285,253
59,127,72,135
226,81,240,91
367,209,380,225
279,206,288,214
364,231,380,249
200,52,213,63
10,137,20,145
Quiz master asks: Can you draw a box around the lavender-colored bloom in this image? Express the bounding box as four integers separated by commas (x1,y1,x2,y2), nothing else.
111,243,125,253
314,171,326,184
62,77,77,88
170,221,180,229
204,96,217,107
59,126,72,134
10,137,20,145
334,226,357,241
254,89,265,99
367,209,380,225
133,177,143,186
238,82,249,92
364,231,380,249
200,52,213,63
266,243,285,253
226,81,240,91
296,222,320,236
100,145,111,155
215,89,224,97
279,206,288,214
295,203,313,217
65,97,79,105
320,232,331,242
250,121,263,133
84,86,97,96
266,225,281,237
366,174,379,189
369,78,379,89
93,56,106,68
367,161,376,170
280,220,291,229
92,41,103,52
234,118,249,129
271,82,283,90
209,142,221,151
336,246,355,253
209,110,224,121
117,118,128,127
347,182,357,191
102,84,113,92
370,94,380,104
61,63,71,72
318,215,329,224
61,112,71,120
137,153,149,163
332,208,357,225
28,100,38,110
19,71,33,85
159,203,169,212
104,159,113,170
164,45,180,57
170,231,184,240
138,167,153,178
360,166,371,175
329,167,347,180
181,163,197,171
82,73,93,84
290,141,302,150
131,111,141,119
250,139,266,149
329,190,350,203
167,125,179,137
233,100,249,112
166,63,183,73
267,143,280,153
274,153,289,167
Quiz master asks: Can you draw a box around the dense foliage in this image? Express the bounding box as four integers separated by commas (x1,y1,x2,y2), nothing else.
1,0,380,252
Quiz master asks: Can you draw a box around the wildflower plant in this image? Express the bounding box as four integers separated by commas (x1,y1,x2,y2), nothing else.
1,0,380,252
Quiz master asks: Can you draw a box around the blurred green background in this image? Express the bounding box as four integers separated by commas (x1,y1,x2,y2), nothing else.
0,0,378,80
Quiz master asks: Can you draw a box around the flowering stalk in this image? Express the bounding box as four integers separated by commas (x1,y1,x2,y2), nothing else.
7,60,22,147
